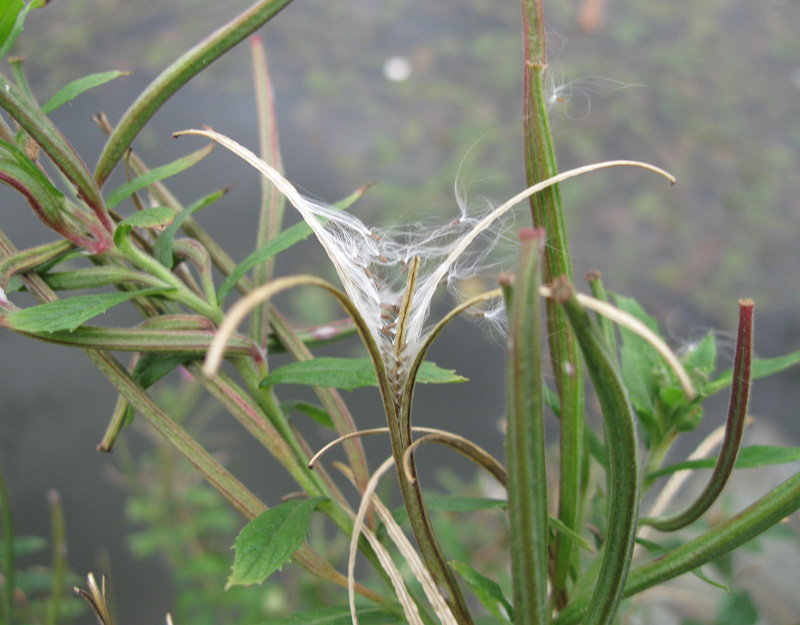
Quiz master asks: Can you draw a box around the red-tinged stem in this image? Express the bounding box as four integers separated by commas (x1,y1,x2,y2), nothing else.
642,299,754,531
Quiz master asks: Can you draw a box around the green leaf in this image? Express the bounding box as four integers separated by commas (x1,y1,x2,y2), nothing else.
281,401,334,429
450,560,514,623
715,590,758,625
707,349,800,396
105,144,214,209
0,0,25,58
133,353,196,389
683,331,716,377
614,294,663,438
547,515,595,553
117,206,175,230
647,445,800,480
0,535,45,559
226,497,326,589
423,495,507,513
41,71,131,114
113,206,175,247
3,287,171,333
153,188,227,268
218,220,313,301
260,357,466,391
255,606,402,625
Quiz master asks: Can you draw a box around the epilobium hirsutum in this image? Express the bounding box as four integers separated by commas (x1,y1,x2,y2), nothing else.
179,128,675,390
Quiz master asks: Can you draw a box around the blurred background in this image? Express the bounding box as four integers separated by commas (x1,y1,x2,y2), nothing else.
1,0,799,622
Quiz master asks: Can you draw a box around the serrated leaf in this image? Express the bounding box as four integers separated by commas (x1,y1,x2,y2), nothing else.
41,71,131,114
227,497,326,589
450,560,514,623
281,401,334,429
153,188,227,267
105,143,214,209
254,606,402,625
647,445,800,480
3,287,171,332
260,357,466,391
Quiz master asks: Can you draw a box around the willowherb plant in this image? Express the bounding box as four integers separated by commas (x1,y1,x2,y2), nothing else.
1,1,800,625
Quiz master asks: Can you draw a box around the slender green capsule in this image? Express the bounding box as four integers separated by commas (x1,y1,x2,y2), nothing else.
505,228,549,625
553,277,640,625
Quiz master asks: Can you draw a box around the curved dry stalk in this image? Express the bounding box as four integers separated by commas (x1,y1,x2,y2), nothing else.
341,460,457,625
307,426,485,467
308,428,394,469
425,160,675,295
541,286,696,399
402,432,507,487
202,274,386,383
348,457,425,625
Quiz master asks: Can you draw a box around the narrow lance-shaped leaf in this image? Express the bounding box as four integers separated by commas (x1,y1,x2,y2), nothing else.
1,287,172,333
153,188,228,267
451,561,514,624
504,228,549,625
218,184,368,301
41,71,132,114
260,357,466,391
647,444,800,479
105,143,214,209
554,277,640,625
251,35,284,349
642,300,754,531
706,348,800,396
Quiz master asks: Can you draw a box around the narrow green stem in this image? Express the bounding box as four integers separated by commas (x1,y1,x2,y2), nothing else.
554,467,800,625
505,229,549,625
389,262,476,625
520,0,585,606
269,309,371,494
0,75,111,232
116,234,221,321
94,0,294,185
